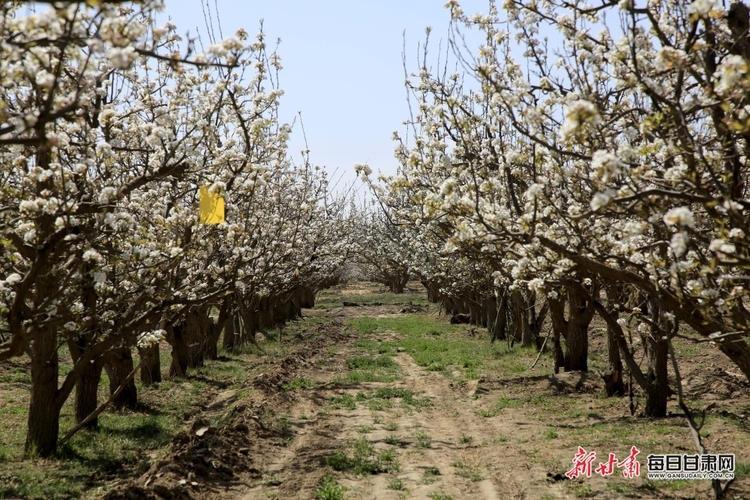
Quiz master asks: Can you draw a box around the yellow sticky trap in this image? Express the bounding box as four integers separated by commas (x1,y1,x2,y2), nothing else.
199,186,225,224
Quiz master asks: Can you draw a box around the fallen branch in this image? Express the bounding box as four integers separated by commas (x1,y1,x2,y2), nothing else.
60,357,144,444
529,330,550,369
667,332,732,499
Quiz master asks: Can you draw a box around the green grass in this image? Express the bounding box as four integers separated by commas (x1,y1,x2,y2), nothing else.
317,287,429,310
345,315,539,379
333,354,402,384
459,433,473,444
420,466,441,484
388,477,406,490
384,435,407,446
736,461,750,477
326,393,357,410
327,388,432,413
427,494,452,500
415,430,432,448
326,437,400,476
452,461,484,481
283,377,315,391
476,396,521,418
315,470,346,500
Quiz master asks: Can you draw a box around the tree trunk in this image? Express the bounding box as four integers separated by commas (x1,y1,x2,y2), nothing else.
67,335,103,429
168,322,190,378
138,343,161,386
491,292,508,343
223,312,237,351
548,292,567,374
603,283,625,397
26,330,61,456
184,307,208,369
565,319,588,372
105,346,138,411
644,298,670,417
205,298,230,360
563,279,596,372
73,357,102,428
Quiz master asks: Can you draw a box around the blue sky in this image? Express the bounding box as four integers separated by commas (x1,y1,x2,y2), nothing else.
158,0,489,194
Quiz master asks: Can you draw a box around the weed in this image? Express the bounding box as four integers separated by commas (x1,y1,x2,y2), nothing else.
385,435,407,446
570,481,592,497
315,471,346,500
327,394,357,410
388,477,406,490
606,482,635,495
283,377,315,391
426,492,452,499
477,396,520,417
326,437,399,476
544,429,559,440
347,355,397,370
358,425,373,434
452,461,484,481
415,430,432,449
459,434,473,444
385,422,399,431
420,466,441,484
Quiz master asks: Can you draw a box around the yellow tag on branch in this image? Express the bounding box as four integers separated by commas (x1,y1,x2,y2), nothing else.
199,186,225,224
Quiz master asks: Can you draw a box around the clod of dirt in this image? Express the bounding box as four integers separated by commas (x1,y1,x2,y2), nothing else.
547,371,603,394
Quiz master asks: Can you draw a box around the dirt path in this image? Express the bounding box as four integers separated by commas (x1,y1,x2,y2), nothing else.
107,282,749,500
238,298,571,499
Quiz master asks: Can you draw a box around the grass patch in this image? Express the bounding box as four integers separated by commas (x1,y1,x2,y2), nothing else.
415,430,432,449
315,470,346,500
452,461,484,481
388,477,406,490
384,435,408,446
345,315,540,379
333,355,401,384
283,377,315,391
327,394,357,410
327,388,432,413
477,396,521,418
427,494,452,500
326,437,399,476
420,466,441,484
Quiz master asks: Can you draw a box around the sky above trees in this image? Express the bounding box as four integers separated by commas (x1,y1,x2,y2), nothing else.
158,0,489,193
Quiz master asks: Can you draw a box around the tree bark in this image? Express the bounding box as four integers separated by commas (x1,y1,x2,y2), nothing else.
168,322,190,378
564,280,596,372
603,283,626,397
67,334,103,429
138,343,161,386
222,312,237,351
104,346,138,411
26,329,61,456
548,292,567,374
644,298,670,418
